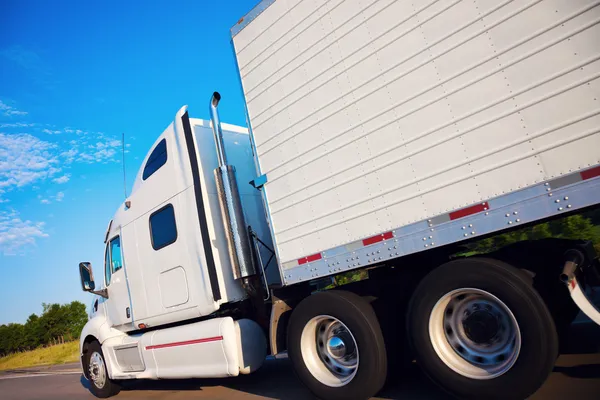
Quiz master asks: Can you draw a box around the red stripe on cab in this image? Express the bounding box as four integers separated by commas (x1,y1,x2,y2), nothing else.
449,202,489,220
298,253,322,265
146,336,223,350
581,166,600,180
362,231,394,246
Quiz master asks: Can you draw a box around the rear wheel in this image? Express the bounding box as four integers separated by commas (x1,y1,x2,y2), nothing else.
408,258,558,400
287,290,387,400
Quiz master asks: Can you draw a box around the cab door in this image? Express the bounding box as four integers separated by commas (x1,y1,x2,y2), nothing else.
123,107,222,326
104,234,133,328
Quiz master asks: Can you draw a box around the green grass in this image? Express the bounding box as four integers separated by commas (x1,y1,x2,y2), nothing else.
0,341,79,371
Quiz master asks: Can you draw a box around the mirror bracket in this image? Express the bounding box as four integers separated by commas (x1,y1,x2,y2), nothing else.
90,289,108,299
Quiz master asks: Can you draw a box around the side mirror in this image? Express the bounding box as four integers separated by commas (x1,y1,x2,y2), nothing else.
79,262,108,298
79,262,95,291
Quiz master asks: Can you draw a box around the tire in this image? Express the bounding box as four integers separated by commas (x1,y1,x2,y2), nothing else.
407,258,558,400
85,341,120,398
287,290,387,400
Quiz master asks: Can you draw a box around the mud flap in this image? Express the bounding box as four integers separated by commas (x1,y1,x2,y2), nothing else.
566,276,600,325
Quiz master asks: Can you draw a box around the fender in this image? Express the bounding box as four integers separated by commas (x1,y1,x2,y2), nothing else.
79,303,127,378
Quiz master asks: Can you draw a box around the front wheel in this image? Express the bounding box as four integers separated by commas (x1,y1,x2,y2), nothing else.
287,290,387,400
85,341,120,398
408,258,558,400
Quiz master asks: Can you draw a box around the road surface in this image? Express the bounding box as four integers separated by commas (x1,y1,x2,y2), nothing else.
1,323,598,399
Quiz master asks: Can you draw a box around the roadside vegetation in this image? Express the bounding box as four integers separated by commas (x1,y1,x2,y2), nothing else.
0,341,79,370
463,209,600,255
0,301,87,370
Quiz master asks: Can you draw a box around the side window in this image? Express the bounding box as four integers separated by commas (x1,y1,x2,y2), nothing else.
149,204,178,250
104,245,111,286
142,138,167,180
110,236,122,273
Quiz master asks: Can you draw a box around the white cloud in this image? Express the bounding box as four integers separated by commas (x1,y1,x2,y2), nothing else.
0,209,48,255
37,191,65,204
0,122,35,128
77,137,122,164
0,100,28,117
42,128,61,135
52,174,70,184
60,148,78,164
0,116,123,201
0,133,59,192
5,110,27,116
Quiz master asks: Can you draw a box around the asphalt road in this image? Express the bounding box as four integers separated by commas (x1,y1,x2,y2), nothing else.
1,323,599,400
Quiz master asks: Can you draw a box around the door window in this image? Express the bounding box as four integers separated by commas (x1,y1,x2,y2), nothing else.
149,204,178,250
104,236,123,286
104,245,111,286
110,236,122,273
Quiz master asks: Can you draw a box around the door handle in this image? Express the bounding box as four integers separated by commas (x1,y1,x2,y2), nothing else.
126,307,131,318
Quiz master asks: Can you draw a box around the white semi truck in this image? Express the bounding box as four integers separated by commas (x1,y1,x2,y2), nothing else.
77,1,600,399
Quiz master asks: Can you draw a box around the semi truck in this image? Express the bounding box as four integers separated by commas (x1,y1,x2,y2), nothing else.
77,1,600,399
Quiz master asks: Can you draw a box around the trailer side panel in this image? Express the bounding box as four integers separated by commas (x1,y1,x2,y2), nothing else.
232,0,600,265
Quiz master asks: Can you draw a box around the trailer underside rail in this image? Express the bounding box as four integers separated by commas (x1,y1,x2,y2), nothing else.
281,165,600,285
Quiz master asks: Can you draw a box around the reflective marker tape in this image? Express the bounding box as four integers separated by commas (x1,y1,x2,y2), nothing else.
362,231,394,246
449,202,489,220
298,253,322,265
581,165,600,180
146,336,223,350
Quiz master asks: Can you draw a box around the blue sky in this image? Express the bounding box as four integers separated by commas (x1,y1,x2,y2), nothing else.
0,0,257,324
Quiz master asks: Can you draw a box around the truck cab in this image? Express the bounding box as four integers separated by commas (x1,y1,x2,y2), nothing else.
77,105,273,396
97,107,277,332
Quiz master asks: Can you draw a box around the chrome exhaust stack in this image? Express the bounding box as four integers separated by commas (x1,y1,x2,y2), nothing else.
209,92,256,281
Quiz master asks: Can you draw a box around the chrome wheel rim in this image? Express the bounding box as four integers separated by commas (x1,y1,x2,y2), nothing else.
300,315,359,387
429,288,521,379
89,351,107,389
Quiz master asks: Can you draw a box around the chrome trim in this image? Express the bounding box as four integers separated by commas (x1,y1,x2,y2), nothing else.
215,165,256,279
209,92,228,167
210,93,256,280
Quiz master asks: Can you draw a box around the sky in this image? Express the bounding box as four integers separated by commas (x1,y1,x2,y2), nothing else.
0,0,258,324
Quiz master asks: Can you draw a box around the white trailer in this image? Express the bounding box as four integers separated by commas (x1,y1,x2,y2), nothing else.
78,1,600,399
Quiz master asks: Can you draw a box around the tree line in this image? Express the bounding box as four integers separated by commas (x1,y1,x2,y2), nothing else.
0,301,88,356
465,210,600,254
